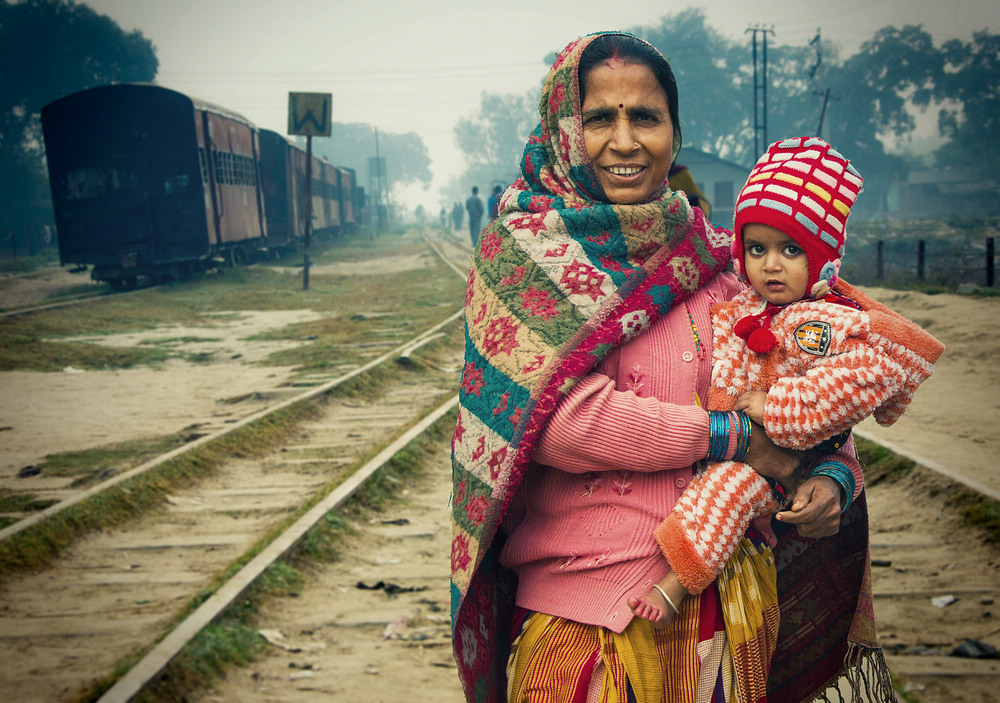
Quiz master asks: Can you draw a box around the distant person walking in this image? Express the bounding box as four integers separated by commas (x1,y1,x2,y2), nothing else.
465,186,484,246
487,185,503,220
451,202,464,231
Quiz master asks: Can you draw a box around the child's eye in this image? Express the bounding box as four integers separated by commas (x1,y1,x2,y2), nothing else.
783,245,803,257
746,244,764,256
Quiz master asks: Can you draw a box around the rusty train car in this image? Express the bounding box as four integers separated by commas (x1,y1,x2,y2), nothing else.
257,128,359,254
41,84,359,288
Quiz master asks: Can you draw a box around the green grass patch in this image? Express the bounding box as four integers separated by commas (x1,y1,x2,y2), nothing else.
946,489,1000,545
36,433,196,480
0,400,323,582
0,228,464,373
0,491,42,514
0,337,172,372
855,436,916,486
0,250,60,274
139,336,223,346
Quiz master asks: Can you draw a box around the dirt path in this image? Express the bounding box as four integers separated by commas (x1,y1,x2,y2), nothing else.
193,437,464,703
2,237,998,702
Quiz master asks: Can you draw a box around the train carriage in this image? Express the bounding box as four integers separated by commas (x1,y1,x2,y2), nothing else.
41,84,265,287
258,128,304,253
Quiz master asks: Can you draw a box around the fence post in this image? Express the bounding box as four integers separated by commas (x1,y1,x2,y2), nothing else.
917,239,925,281
988,237,995,288
876,240,884,281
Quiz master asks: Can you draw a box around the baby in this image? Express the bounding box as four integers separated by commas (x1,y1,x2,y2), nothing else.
629,137,945,628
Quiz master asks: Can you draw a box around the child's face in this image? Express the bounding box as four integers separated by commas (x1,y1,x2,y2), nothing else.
742,223,810,305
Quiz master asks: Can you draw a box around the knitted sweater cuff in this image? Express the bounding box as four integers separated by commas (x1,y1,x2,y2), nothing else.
654,516,716,594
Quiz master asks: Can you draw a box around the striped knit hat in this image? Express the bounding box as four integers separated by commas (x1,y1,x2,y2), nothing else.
733,137,863,298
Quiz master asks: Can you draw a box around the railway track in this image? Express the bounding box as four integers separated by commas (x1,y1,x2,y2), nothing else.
0,227,471,702
4,227,997,703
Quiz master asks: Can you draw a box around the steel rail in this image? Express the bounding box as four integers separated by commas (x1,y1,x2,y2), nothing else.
0,233,467,542
88,228,470,701
97,392,459,703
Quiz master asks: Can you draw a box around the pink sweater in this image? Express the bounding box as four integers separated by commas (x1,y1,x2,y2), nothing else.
498,272,861,633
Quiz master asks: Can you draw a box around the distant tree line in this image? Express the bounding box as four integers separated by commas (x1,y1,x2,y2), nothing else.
0,0,431,250
449,9,1000,212
0,0,157,246
307,123,431,195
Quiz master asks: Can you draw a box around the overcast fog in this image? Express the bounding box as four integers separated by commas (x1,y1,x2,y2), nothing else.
79,0,999,208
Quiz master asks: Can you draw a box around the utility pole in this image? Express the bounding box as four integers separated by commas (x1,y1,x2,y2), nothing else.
809,28,835,139
746,24,775,159
369,129,389,236
815,87,832,137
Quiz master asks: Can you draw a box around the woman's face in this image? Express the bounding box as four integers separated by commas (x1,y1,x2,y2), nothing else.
581,60,673,205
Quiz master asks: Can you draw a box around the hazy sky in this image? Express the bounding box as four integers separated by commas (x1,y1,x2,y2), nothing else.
81,0,999,207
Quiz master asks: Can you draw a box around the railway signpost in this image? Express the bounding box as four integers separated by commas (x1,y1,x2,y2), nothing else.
288,92,332,290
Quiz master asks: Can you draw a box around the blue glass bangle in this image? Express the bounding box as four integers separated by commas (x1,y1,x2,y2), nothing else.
809,461,856,513
707,410,731,461
733,411,752,462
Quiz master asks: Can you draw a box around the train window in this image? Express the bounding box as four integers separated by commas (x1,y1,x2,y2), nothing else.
66,168,107,200
164,174,190,195
198,148,209,184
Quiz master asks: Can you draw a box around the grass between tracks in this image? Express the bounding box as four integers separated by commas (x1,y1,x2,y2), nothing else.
0,228,465,374
857,436,1000,544
0,400,325,580
77,395,458,703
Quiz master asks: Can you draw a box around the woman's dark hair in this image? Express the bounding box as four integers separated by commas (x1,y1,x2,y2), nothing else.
578,34,681,149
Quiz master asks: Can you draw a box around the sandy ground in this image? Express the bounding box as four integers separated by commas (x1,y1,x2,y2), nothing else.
3,274,996,501
851,287,1000,497
2,257,999,701
0,309,325,479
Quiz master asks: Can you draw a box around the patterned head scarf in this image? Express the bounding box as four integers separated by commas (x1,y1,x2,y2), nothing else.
450,31,733,702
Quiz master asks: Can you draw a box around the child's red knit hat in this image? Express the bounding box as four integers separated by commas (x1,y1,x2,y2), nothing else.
733,137,863,297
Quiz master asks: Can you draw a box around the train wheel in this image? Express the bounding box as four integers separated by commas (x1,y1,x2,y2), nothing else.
110,276,137,291
227,247,245,268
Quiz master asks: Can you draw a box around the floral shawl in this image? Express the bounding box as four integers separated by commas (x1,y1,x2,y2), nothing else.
449,32,733,701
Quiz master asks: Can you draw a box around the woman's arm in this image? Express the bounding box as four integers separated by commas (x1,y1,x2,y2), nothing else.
532,372,711,473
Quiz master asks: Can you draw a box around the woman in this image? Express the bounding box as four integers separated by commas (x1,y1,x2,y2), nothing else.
451,32,888,702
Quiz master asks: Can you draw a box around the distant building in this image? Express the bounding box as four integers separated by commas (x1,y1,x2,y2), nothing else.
887,167,1000,219
683,148,1000,222
671,147,750,228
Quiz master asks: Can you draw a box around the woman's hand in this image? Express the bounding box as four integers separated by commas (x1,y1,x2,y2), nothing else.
742,420,800,491
775,475,842,537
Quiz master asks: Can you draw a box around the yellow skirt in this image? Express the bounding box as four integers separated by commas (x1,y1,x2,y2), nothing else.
716,536,780,703
506,539,778,703
506,590,729,703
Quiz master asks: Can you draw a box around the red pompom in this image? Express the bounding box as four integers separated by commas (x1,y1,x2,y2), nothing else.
747,327,778,353
734,315,758,340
